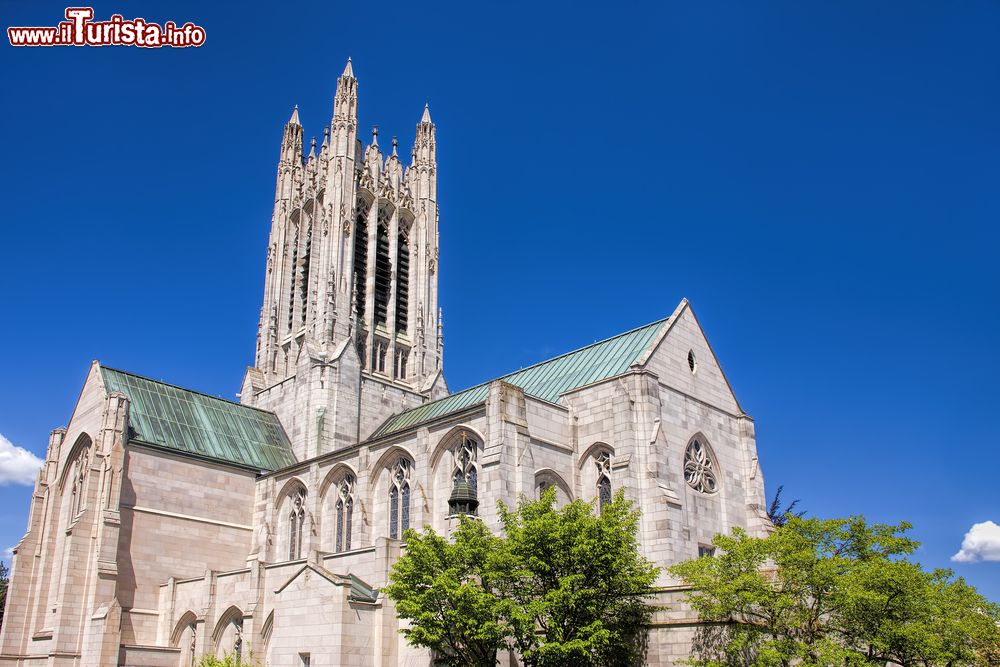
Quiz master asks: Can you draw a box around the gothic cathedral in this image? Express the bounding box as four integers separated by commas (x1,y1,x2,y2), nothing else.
0,60,770,667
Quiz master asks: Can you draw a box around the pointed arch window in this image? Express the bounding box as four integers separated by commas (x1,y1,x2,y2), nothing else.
388,457,411,539
596,451,612,511
684,438,719,494
287,231,299,332
288,487,306,560
451,434,478,492
299,223,312,325
396,228,410,332
373,207,392,328
448,434,479,516
335,474,355,553
353,199,370,321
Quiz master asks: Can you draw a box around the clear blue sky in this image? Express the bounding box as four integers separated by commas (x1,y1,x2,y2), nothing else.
2,1,998,597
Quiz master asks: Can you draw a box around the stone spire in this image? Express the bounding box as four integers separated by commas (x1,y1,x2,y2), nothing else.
245,60,447,460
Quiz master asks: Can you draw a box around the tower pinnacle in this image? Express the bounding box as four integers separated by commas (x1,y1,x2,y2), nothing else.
421,103,432,124
342,57,354,79
289,105,300,126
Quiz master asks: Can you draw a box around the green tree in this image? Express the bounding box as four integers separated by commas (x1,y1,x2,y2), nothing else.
670,516,1000,667
384,515,508,666
194,651,260,667
0,560,8,633
765,485,803,528
838,560,1000,666
494,488,659,667
386,489,660,667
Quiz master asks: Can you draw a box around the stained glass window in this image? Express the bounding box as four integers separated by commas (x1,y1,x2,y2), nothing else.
389,457,412,538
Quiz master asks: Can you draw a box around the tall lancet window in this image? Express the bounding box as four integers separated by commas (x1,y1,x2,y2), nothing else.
596,451,612,511
335,474,355,553
452,434,478,492
396,228,410,332
299,224,312,325
353,200,370,321
374,207,392,328
388,457,411,539
287,231,299,331
288,487,306,560
448,434,479,516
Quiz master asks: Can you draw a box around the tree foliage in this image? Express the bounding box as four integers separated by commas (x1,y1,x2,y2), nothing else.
383,515,507,667
0,560,8,633
494,489,659,667
194,651,260,667
385,488,659,667
765,485,803,528
670,516,1000,667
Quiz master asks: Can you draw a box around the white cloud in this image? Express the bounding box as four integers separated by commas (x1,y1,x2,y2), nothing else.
952,521,1000,563
3,547,12,563
0,433,43,486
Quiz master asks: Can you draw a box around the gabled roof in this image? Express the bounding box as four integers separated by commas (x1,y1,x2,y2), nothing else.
371,317,670,438
274,562,379,603
100,366,295,471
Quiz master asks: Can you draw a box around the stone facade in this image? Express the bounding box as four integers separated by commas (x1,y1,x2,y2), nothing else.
0,61,769,667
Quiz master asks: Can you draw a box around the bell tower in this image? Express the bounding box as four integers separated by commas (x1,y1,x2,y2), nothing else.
242,59,447,461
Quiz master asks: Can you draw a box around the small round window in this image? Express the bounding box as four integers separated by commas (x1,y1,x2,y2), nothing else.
687,350,697,374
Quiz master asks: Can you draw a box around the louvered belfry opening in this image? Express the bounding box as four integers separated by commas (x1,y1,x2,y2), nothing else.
287,230,299,331
373,207,392,328
353,201,369,320
396,229,409,332
299,225,311,325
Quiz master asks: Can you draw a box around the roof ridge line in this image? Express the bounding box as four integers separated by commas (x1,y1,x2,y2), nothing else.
371,315,671,436
100,364,276,416
496,316,669,381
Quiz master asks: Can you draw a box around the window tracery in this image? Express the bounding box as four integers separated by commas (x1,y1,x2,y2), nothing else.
448,434,479,516
388,458,411,539
684,439,718,494
288,487,306,560
335,474,355,553
451,434,478,492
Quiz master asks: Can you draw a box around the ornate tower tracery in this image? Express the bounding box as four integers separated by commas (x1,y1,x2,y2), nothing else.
244,59,445,460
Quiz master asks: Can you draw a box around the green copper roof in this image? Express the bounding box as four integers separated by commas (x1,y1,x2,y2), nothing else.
100,366,295,471
371,317,669,438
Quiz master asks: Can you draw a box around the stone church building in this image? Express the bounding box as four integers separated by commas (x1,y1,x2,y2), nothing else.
0,60,769,666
